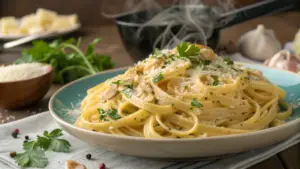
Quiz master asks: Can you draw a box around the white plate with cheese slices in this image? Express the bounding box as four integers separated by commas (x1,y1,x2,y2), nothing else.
0,8,81,40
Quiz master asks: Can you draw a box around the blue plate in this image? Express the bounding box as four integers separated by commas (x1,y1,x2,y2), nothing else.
50,64,300,123
49,64,300,158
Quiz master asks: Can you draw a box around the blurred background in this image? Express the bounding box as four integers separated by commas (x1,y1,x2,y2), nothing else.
0,0,299,65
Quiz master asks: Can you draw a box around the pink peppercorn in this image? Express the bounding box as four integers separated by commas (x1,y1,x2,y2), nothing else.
99,163,106,169
13,129,19,134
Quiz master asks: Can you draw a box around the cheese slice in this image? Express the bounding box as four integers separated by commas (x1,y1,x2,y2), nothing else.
0,16,18,34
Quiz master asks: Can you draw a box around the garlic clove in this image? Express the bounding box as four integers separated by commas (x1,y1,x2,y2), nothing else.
238,24,282,61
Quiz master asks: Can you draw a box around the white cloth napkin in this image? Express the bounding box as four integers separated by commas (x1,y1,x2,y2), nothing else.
0,112,299,169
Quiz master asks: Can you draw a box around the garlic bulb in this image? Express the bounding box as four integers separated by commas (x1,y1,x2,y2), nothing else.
238,24,282,60
264,50,300,72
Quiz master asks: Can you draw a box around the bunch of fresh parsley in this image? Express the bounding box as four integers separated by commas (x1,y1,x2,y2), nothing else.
14,129,71,168
15,38,114,84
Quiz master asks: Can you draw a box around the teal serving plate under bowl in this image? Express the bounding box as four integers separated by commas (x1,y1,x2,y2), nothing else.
49,63,300,158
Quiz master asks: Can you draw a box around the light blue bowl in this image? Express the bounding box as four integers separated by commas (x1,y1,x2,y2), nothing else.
50,64,300,123
49,64,300,158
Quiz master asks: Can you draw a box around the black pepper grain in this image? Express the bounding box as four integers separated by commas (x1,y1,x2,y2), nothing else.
9,152,16,158
25,135,29,140
11,132,18,138
86,154,92,160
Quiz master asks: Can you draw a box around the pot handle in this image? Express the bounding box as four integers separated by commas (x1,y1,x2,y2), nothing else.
217,0,297,29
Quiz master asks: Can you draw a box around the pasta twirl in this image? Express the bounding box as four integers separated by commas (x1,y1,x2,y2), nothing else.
75,43,292,139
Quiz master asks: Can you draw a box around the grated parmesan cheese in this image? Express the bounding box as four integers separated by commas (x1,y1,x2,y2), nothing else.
0,63,51,82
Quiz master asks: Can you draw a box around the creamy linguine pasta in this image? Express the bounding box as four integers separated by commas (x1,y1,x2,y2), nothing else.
75,43,292,138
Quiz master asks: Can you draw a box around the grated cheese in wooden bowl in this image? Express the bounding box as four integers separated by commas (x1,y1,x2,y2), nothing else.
0,63,51,82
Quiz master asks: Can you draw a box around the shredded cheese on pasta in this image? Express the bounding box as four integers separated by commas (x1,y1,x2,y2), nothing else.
75,43,292,138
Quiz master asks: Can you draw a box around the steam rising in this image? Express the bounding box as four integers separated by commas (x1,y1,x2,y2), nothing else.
102,0,235,50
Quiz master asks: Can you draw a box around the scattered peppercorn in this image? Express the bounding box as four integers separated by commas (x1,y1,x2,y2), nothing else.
99,163,106,169
86,154,92,160
12,129,20,138
11,132,18,138
25,135,29,140
13,129,19,134
9,151,16,158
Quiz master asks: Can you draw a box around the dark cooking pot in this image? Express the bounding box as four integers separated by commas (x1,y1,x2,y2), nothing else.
116,0,296,61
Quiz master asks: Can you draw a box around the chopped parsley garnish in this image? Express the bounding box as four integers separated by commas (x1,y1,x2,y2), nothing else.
14,129,70,168
112,80,122,85
98,108,121,120
212,80,220,86
124,82,133,89
152,73,164,83
201,59,211,65
122,88,133,98
224,57,234,65
191,98,203,108
177,42,200,57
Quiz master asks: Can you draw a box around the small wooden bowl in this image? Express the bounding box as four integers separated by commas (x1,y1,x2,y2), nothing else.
0,64,54,110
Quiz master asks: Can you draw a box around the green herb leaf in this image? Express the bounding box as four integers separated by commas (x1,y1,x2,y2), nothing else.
201,59,211,65
15,38,114,84
42,129,70,152
23,141,36,150
14,128,71,168
191,98,203,108
177,42,200,57
14,148,48,168
224,57,234,65
122,88,133,98
107,109,121,120
125,82,134,89
48,139,71,152
36,136,51,150
152,73,164,83
46,129,63,138
212,80,220,86
112,80,122,85
98,108,121,121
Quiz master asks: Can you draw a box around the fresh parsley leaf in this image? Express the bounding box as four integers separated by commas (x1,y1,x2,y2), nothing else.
42,129,70,152
36,136,51,150
177,42,200,57
46,129,63,138
122,88,133,98
107,109,121,120
224,57,234,65
201,59,211,65
48,139,71,152
124,82,134,89
152,73,164,83
14,128,71,168
212,80,220,86
112,80,122,85
14,147,48,168
191,98,203,108
98,108,121,121
23,141,36,150
15,38,114,84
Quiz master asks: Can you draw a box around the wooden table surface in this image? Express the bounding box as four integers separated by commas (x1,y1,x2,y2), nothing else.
0,12,299,169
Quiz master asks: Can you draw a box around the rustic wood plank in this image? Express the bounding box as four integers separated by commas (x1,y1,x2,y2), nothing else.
278,144,300,169
248,156,285,169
